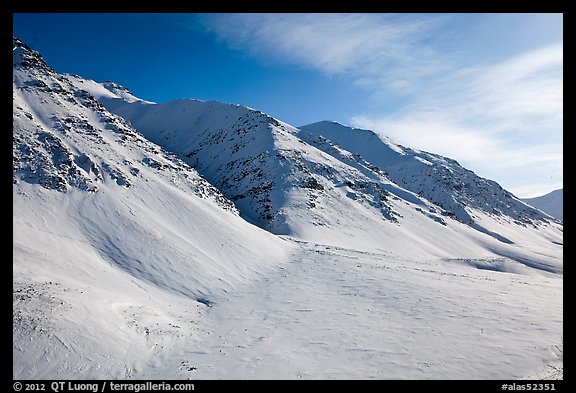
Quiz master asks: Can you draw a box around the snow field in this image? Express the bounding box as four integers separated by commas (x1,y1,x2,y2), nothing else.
163,239,562,379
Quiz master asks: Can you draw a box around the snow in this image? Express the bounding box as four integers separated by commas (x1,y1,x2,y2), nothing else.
13,38,293,378
64,74,152,105
13,37,563,380
172,239,562,379
91,95,562,265
299,121,550,227
13,182,293,379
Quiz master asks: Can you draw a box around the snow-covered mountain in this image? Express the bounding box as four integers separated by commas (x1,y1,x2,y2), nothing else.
13,37,293,378
299,121,549,226
13,37,563,380
522,189,563,221
73,77,562,269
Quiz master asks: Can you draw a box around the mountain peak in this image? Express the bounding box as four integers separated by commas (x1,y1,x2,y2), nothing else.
300,120,399,147
300,121,548,227
303,120,365,132
13,36,52,72
101,80,133,96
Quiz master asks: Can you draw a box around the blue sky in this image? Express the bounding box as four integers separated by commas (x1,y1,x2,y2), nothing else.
13,13,562,198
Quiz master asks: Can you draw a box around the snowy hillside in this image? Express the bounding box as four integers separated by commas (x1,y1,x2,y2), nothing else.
13,37,563,380
522,189,563,221
77,81,563,271
13,37,293,378
299,121,549,226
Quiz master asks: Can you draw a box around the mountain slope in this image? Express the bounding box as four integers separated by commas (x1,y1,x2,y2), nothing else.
13,37,293,378
522,189,563,221
77,85,563,271
299,121,549,226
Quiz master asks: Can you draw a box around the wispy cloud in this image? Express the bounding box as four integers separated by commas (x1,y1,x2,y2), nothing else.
437,43,563,131
199,13,562,197
200,13,448,86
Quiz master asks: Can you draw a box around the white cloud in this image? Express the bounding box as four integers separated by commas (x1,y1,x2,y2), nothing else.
351,114,498,162
201,13,447,86
351,113,561,168
458,43,563,129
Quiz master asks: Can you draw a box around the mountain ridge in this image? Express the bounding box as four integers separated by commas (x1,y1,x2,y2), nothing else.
299,120,550,226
